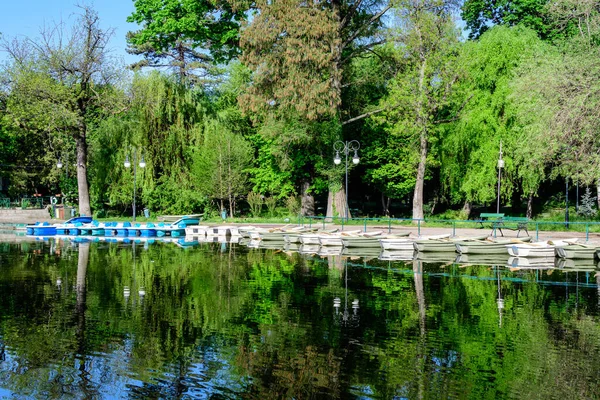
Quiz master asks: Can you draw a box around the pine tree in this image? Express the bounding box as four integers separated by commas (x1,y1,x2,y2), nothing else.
578,187,597,218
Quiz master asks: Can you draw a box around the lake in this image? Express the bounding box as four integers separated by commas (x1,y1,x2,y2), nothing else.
0,236,599,399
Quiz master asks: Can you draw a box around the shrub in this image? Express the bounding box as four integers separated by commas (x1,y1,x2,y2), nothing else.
247,192,263,217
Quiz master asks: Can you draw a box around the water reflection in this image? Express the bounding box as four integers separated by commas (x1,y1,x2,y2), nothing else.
1,237,600,398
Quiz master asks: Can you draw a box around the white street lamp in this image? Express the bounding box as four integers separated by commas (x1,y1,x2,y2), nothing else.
496,140,503,214
124,149,146,221
333,140,360,220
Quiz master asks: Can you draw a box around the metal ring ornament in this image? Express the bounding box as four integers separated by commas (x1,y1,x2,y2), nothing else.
50,196,58,205
333,140,360,154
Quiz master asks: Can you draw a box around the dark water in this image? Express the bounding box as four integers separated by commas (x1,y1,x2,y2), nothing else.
1,237,600,399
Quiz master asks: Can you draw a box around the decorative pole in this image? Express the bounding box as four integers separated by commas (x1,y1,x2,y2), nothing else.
333,140,360,221
497,141,504,214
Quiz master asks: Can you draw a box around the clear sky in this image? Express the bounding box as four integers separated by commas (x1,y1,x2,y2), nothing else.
0,1,140,64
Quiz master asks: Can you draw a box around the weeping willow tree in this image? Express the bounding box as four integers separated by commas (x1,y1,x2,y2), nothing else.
91,72,209,215
192,118,254,217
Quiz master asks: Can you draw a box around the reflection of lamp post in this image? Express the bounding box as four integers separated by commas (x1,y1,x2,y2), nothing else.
565,177,569,228
496,141,504,214
496,267,504,328
333,140,360,220
333,261,359,326
124,149,146,221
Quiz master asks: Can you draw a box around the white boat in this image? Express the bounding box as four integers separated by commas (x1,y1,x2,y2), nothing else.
185,225,211,236
414,235,488,252
555,244,598,259
379,250,414,261
379,238,414,251
318,230,362,246
506,256,555,269
507,239,578,257
455,236,532,255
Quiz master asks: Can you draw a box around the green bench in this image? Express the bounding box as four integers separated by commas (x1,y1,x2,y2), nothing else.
478,213,504,228
478,213,529,237
497,216,530,237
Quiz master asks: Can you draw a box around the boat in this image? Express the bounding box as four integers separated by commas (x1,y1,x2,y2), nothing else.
155,216,201,237
341,231,386,248
414,235,488,252
455,236,532,255
26,216,93,236
185,225,211,237
555,257,597,270
56,216,94,236
318,230,362,246
507,239,578,257
379,250,414,261
506,256,555,269
379,234,449,251
342,246,381,259
455,253,509,266
126,223,158,237
318,246,344,256
299,228,339,245
414,251,456,263
555,244,599,259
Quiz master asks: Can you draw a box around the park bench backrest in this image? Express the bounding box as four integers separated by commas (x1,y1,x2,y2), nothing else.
479,213,504,219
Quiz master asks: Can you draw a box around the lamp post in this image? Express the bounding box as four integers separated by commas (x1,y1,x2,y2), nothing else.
496,141,504,214
124,149,146,221
333,140,360,220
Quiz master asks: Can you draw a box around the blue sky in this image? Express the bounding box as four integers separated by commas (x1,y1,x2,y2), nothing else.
1,1,139,64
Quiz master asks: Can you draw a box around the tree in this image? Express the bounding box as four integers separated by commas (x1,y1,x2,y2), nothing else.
375,0,461,221
238,0,392,218
126,0,243,83
461,0,554,39
192,118,253,217
440,26,547,217
1,6,123,216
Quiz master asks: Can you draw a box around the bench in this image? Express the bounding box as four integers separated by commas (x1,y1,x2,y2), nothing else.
495,216,529,237
478,213,504,229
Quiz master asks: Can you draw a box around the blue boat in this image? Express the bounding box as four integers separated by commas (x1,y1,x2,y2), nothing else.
116,222,131,237
27,216,92,236
126,222,157,237
155,216,201,237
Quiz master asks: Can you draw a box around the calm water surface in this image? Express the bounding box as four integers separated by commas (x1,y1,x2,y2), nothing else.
1,237,600,399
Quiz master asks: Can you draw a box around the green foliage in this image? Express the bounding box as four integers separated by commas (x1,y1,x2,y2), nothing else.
192,118,253,212
264,196,277,217
247,192,263,217
285,196,301,215
126,0,243,82
462,0,555,40
442,25,547,205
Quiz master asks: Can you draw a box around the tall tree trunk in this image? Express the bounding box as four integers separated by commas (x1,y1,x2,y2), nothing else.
462,201,472,219
596,179,600,210
326,186,349,221
76,130,91,217
526,192,534,219
412,57,428,222
300,180,315,216
381,193,390,216
325,0,345,223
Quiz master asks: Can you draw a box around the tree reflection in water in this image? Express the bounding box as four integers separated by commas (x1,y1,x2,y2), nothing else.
0,239,599,397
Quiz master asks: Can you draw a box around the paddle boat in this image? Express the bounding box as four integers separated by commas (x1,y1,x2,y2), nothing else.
126,222,158,237
30,216,93,236
155,216,202,237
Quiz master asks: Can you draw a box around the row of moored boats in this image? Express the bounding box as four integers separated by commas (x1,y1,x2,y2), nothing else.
184,225,597,260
